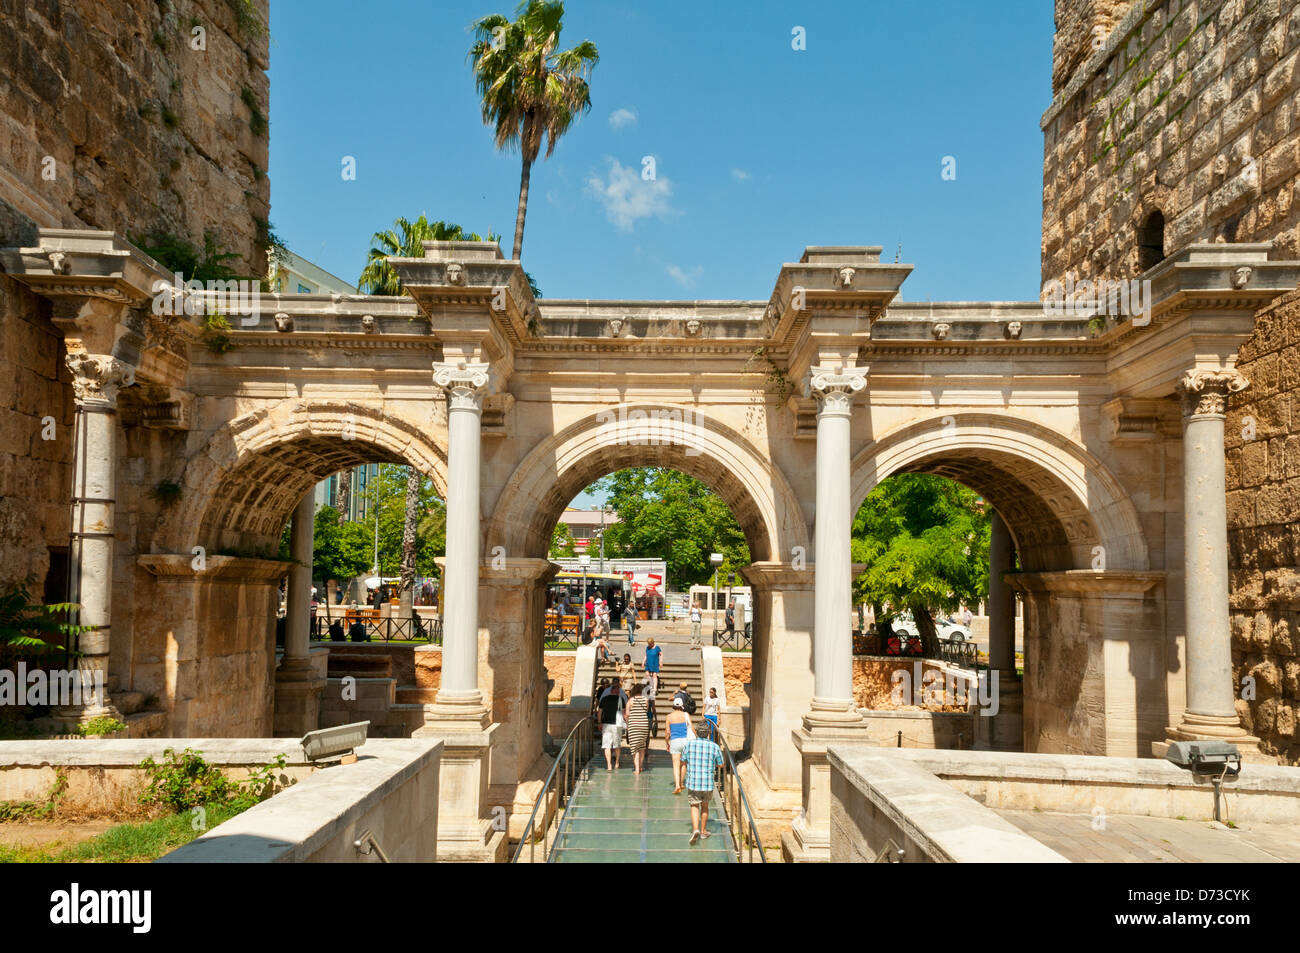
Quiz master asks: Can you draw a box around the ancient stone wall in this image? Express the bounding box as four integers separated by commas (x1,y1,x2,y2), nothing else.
0,0,271,273
1226,287,1300,763
1042,0,1300,286
0,0,269,594
1047,0,1300,761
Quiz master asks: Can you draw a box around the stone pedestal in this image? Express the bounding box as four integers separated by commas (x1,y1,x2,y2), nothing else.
412,722,506,862
782,721,871,863
1166,370,1262,755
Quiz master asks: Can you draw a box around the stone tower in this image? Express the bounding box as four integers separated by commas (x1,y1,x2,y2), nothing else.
1043,0,1300,763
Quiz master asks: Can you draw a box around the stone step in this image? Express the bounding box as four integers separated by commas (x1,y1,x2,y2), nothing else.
395,686,438,705
110,690,147,715
125,710,167,739
327,654,393,679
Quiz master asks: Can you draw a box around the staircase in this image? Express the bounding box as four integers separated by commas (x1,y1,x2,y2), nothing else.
595,655,703,734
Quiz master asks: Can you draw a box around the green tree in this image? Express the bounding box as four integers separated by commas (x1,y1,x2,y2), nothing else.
549,521,576,558
357,465,446,579
470,0,598,260
851,474,991,657
307,506,373,584
590,469,748,589
357,215,493,295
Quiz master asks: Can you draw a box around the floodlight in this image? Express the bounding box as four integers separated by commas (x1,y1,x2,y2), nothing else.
1165,740,1241,823
302,720,370,764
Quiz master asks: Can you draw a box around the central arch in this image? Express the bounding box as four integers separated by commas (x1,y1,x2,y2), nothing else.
488,404,809,562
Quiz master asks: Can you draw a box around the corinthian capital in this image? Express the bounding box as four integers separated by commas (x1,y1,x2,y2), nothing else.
65,351,135,407
1177,369,1248,418
433,361,492,412
806,365,868,416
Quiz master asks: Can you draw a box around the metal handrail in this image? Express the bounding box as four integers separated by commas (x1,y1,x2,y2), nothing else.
702,719,766,863
509,715,594,863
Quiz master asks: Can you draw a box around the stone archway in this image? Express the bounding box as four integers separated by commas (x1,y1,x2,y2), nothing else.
850,411,1163,757
137,399,450,738
154,399,449,555
479,403,812,803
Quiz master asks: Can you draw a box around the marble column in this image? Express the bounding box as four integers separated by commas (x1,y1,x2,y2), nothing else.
981,510,1022,750
809,364,868,723
784,364,869,864
418,361,503,862
60,351,134,723
274,490,322,736
429,361,492,726
1169,369,1258,746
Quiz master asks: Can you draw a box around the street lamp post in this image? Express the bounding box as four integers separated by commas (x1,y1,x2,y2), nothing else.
578,553,591,638
710,552,724,642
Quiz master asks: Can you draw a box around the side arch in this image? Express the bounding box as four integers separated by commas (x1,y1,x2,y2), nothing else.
153,399,449,553
487,404,810,563
850,412,1149,572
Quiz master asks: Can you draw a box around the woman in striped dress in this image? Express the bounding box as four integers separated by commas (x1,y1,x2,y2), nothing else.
625,683,652,773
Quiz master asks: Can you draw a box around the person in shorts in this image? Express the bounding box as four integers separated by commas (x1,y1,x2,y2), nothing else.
679,730,724,844
597,677,628,770
665,697,691,793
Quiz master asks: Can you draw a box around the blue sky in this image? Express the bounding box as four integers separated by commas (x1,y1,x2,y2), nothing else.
267,0,1054,303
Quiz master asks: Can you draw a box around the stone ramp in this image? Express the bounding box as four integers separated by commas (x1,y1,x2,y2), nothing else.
550,750,736,863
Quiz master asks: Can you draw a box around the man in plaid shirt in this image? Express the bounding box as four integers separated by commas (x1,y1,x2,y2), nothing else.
680,729,724,844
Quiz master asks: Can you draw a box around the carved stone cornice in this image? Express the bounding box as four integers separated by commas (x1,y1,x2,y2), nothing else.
1177,369,1249,418
805,365,868,416
433,361,492,412
65,351,136,408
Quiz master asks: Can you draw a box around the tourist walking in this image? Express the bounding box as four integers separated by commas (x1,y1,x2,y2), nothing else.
690,602,702,647
616,653,636,690
724,600,736,638
597,677,628,770
673,681,696,715
626,683,652,773
665,698,693,793
703,687,721,741
625,600,638,645
644,638,662,694
680,730,724,844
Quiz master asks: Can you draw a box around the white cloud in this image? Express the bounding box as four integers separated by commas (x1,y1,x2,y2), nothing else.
666,264,703,288
609,107,638,130
731,168,751,182
585,159,677,231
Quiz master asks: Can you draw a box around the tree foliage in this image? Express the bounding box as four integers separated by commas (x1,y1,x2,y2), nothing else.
589,469,748,589
357,215,493,295
852,474,991,655
549,521,576,558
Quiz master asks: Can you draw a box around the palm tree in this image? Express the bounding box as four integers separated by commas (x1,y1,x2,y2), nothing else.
470,1,598,260
399,467,422,613
357,215,491,295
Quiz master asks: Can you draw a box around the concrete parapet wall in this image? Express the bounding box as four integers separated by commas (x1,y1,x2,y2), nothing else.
160,738,442,863
828,745,1069,863
0,738,314,814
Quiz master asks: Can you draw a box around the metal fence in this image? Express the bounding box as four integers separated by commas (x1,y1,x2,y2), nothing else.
312,614,442,644
711,623,752,651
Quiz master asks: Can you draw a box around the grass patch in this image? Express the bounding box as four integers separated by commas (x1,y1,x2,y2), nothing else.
0,801,247,863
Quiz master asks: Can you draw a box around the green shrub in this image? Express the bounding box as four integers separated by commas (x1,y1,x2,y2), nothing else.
138,748,289,814
77,716,126,737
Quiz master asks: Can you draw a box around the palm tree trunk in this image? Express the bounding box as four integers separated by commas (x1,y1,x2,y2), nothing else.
399,467,420,614
335,470,350,520
512,156,533,260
